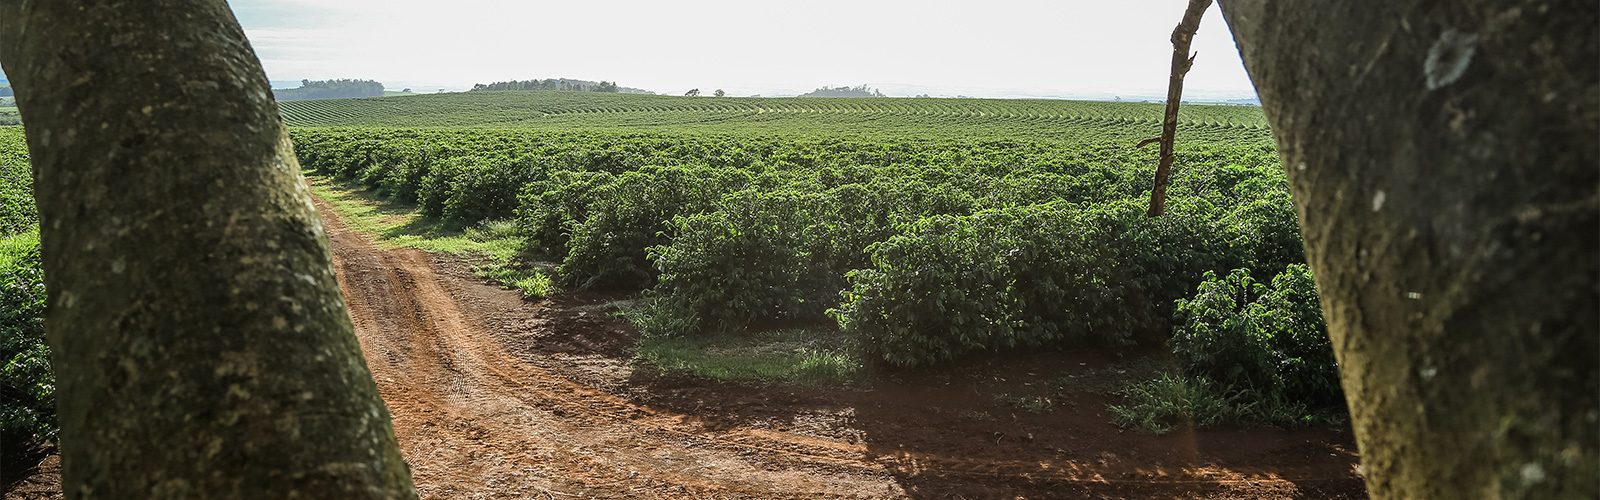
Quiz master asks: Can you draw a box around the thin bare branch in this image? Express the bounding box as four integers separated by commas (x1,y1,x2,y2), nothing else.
1146,0,1212,217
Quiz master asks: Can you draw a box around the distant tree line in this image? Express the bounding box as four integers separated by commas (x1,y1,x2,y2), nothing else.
797,85,885,98
272,79,384,101
471,79,653,94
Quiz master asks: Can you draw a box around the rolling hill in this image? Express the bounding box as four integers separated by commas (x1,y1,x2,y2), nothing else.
275,90,1272,145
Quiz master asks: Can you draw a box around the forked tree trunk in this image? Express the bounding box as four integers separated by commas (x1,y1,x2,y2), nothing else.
0,0,417,498
1218,1,1597,498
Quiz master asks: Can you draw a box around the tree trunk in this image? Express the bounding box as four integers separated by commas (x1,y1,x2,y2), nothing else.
1217,1,1597,498
0,1,417,498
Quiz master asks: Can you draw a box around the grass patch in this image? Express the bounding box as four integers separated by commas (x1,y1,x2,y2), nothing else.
305,175,516,256
0,229,40,268
304,173,551,298
1107,373,1345,434
624,299,865,386
1108,374,1243,435
474,263,554,298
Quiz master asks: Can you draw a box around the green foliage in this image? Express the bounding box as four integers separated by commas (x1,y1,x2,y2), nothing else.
1166,264,1343,419
649,190,821,335
0,127,35,236
834,202,1135,366
1,230,54,449
425,155,540,222
558,165,750,290
1253,265,1341,406
0,130,50,451
1172,269,1278,391
647,180,975,336
518,170,617,258
633,330,862,386
1171,265,1340,407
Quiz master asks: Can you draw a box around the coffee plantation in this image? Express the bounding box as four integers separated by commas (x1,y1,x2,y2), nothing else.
287,127,1311,371
0,93,1346,451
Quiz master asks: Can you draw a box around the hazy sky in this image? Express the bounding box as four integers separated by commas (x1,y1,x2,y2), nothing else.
232,0,1258,100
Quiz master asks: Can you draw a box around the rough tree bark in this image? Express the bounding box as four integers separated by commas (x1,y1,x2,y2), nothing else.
0,1,417,498
1145,0,1212,218
1217,1,1597,498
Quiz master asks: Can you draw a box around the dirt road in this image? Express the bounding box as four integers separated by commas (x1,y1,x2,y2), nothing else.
4,195,1368,499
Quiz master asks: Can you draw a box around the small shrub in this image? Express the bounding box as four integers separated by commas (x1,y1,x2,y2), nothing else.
374,151,436,203
560,165,750,290
1170,265,1343,412
441,156,540,224
649,190,820,334
416,156,468,218
1081,198,1234,329
516,170,617,258
1171,269,1280,392
834,202,1136,367
1251,264,1342,407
